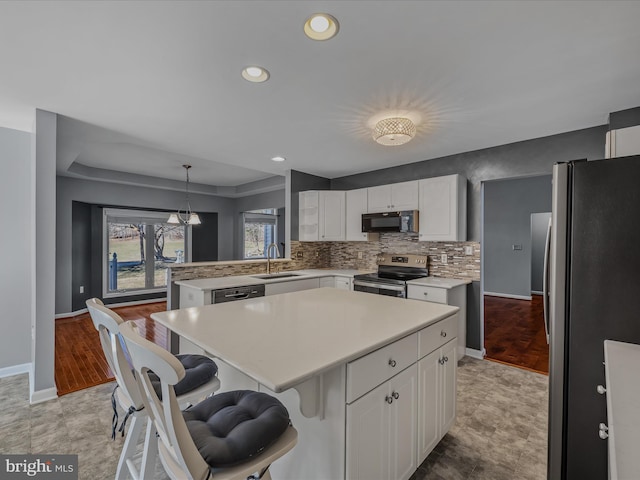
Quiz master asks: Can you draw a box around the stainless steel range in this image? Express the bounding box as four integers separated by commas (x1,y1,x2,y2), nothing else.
353,253,428,298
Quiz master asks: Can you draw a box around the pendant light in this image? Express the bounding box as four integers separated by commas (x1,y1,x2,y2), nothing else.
168,165,201,225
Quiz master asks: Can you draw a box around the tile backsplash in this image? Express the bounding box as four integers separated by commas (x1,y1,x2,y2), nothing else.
170,236,480,282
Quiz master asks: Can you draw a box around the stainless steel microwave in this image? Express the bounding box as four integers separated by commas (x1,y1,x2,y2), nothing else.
362,210,419,233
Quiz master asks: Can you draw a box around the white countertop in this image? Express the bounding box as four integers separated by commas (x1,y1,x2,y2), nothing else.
151,288,458,392
406,277,472,289
604,340,640,480
175,269,371,291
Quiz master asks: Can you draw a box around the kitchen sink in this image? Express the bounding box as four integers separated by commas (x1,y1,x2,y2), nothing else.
251,273,301,280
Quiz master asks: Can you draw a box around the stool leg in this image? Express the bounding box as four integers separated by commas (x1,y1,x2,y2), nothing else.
139,417,158,479
116,412,145,480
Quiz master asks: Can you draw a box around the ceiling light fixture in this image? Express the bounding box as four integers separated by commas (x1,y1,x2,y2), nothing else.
271,156,286,162
168,165,201,226
304,13,339,41
372,117,417,146
242,66,270,83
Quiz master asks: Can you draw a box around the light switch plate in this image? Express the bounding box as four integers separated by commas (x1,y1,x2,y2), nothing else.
512,244,523,251
465,246,473,255
441,254,448,264
357,251,363,259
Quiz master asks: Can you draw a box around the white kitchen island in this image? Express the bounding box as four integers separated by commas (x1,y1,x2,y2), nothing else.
151,288,459,480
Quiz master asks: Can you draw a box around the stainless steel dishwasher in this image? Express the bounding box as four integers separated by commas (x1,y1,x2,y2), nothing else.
212,284,265,303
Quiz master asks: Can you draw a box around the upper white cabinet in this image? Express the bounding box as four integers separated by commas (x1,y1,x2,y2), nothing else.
605,125,640,159
299,190,346,241
346,188,370,241
418,174,466,242
367,181,419,213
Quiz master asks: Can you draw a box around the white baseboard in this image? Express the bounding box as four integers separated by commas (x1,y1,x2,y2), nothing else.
29,387,58,404
0,362,31,379
531,291,543,296
484,291,532,301
465,348,485,360
55,297,167,319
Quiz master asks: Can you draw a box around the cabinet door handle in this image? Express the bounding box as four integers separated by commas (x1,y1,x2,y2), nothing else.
599,423,609,440
596,385,606,395
423,292,429,297
385,395,393,404
444,356,449,363
439,357,445,365
440,330,447,337
392,391,399,400
388,358,397,367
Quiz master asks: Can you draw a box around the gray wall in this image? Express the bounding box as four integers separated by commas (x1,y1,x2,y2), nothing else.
484,175,552,298
531,212,552,294
233,189,285,259
33,110,57,397
331,125,608,241
0,127,32,370
56,175,237,314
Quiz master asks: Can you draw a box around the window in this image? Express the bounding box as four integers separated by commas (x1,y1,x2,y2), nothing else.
243,209,278,259
104,209,187,296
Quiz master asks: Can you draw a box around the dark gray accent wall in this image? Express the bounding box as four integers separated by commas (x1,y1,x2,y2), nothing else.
71,201,92,311
484,175,552,297
609,106,640,130
330,125,607,241
290,170,330,241
191,213,219,262
467,281,481,351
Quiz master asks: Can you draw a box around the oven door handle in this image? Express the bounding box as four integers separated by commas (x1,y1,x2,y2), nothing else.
353,280,406,292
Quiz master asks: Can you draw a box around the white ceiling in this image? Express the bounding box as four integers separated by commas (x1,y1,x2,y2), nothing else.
1,1,639,188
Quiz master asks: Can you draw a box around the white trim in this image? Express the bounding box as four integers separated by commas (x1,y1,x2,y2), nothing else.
55,297,166,319
531,291,543,296
484,291,532,301
29,386,58,404
0,362,31,379
464,348,485,360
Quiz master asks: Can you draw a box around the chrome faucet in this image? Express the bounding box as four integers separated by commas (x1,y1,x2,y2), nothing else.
266,243,279,274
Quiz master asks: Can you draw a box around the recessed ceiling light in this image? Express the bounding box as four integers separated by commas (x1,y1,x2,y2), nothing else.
304,13,339,41
271,156,286,162
242,66,270,83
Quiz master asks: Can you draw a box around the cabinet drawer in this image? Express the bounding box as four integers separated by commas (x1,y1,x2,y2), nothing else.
347,333,417,403
407,285,448,304
418,315,458,359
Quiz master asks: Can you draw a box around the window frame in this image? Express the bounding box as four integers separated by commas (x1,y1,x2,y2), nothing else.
242,209,278,260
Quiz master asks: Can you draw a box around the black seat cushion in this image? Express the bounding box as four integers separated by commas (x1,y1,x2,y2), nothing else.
183,390,290,468
149,354,218,399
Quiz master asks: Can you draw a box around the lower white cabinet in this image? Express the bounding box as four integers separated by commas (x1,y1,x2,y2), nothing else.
335,276,352,290
346,364,417,480
264,277,320,296
417,339,457,464
407,282,467,360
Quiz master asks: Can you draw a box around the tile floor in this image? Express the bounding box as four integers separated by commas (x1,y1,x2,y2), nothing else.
0,357,547,480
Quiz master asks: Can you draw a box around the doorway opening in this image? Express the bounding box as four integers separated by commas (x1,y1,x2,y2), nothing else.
481,175,551,374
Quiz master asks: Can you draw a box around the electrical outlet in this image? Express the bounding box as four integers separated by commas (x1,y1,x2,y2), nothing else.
357,251,363,259
296,251,303,259
512,244,523,251
441,254,448,264
79,285,84,294
465,246,473,255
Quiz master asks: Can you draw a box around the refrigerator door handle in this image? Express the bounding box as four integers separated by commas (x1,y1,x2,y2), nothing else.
543,217,552,344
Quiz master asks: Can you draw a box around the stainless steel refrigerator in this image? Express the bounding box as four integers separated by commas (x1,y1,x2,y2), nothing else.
547,155,640,479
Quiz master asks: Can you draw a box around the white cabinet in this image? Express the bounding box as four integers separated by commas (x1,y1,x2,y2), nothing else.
319,276,336,288
335,276,352,290
298,190,346,241
417,339,457,464
418,174,466,241
605,125,640,158
264,277,320,296
346,188,370,241
346,364,417,480
367,181,418,213
407,282,468,360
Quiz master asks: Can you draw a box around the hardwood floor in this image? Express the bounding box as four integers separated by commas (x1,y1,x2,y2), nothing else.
484,294,549,374
55,301,169,396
